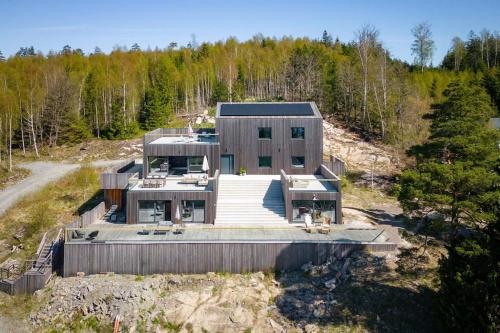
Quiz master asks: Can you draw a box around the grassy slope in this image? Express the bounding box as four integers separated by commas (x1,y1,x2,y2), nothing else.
0,166,101,263
0,164,31,190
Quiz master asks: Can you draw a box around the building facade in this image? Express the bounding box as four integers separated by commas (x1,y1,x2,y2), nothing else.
101,102,342,226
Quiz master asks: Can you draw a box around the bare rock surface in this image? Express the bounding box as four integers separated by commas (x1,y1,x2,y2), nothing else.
323,121,404,178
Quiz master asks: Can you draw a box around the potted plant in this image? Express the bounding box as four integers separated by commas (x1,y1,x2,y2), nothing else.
239,167,247,176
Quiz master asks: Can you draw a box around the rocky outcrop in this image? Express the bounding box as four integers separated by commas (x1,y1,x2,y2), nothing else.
323,121,403,176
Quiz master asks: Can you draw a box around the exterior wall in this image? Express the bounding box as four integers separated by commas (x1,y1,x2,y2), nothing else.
104,189,124,209
63,242,397,276
143,143,220,178
280,166,343,224
126,189,217,224
216,116,322,175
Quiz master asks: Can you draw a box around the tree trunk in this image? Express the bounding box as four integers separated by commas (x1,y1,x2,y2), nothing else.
30,111,39,157
8,112,12,172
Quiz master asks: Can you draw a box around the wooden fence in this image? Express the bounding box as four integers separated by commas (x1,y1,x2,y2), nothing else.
63,241,397,276
68,201,106,229
0,230,63,295
323,155,346,176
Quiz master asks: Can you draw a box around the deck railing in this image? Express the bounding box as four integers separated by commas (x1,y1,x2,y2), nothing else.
101,158,141,189
323,155,346,176
144,128,219,145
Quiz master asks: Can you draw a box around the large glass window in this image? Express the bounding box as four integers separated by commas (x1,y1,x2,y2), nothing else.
182,200,205,223
292,200,336,224
138,200,170,223
258,156,272,168
149,156,169,174
292,156,305,168
258,127,272,139
291,127,305,139
188,156,204,173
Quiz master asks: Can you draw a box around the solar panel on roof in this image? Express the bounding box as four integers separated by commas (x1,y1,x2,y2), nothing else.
219,103,315,116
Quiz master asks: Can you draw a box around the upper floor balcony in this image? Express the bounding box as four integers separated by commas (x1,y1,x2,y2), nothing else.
144,128,219,146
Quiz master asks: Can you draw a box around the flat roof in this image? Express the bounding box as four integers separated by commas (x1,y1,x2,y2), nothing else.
66,226,392,244
218,102,318,117
149,135,218,145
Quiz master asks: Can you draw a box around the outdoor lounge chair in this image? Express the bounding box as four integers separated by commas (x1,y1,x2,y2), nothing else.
86,230,99,240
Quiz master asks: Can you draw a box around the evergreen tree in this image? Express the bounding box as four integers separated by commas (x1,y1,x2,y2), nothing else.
399,81,498,227
321,30,333,47
131,43,141,52
0,50,5,61
398,80,500,331
141,86,171,130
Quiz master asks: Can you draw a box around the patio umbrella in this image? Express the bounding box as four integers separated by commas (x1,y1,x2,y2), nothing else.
187,123,194,136
175,204,181,222
202,155,210,173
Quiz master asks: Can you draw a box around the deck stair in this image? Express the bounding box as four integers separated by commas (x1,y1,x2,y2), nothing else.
215,175,289,226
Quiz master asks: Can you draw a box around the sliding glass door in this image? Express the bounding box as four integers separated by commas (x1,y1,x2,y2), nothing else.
138,200,171,223
181,200,205,223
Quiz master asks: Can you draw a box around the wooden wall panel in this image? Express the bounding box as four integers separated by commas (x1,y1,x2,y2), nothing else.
63,241,397,277
216,116,322,175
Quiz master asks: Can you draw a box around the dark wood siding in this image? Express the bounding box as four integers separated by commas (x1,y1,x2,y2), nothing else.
104,189,124,209
63,242,397,276
143,143,220,178
216,117,322,175
126,189,217,224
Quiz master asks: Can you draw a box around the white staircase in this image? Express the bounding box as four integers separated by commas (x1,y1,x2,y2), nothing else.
215,175,289,226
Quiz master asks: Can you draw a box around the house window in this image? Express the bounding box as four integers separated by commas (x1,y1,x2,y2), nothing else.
292,156,305,168
182,200,205,223
149,156,169,174
138,200,169,223
258,156,272,168
188,156,204,173
291,127,305,139
292,200,336,224
258,127,272,139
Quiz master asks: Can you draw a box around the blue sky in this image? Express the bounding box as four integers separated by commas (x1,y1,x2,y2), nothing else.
1,0,499,63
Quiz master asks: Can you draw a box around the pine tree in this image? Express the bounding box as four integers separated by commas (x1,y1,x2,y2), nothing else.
398,80,500,331
321,30,333,47
0,50,5,61
141,86,171,130
131,43,141,52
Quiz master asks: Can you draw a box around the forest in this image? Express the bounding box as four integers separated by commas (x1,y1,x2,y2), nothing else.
1,26,499,171
0,24,499,331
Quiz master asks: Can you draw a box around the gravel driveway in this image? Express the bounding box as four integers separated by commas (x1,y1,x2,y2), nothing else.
0,160,124,216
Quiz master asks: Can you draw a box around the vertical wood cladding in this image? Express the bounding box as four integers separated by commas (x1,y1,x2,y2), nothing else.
103,189,123,209
63,242,397,276
216,116,322,175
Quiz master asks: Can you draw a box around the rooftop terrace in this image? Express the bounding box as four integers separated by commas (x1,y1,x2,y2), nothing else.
144,128,219,145
65,226,393,244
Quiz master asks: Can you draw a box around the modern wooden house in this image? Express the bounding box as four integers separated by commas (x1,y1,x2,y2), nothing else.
58,102,403,279
100,102,342,226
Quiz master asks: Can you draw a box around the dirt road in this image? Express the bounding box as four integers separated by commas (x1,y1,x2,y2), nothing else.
0,160,124,216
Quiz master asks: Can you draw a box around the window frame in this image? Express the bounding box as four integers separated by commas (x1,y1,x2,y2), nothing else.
137,200,168,224
181,200,205,223
291,156,305,168
258,156,272,168
291,127,305,139
258,127,272,140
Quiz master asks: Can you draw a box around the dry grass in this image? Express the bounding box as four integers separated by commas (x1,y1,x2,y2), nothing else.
0,166,102,264
0,164,31,190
